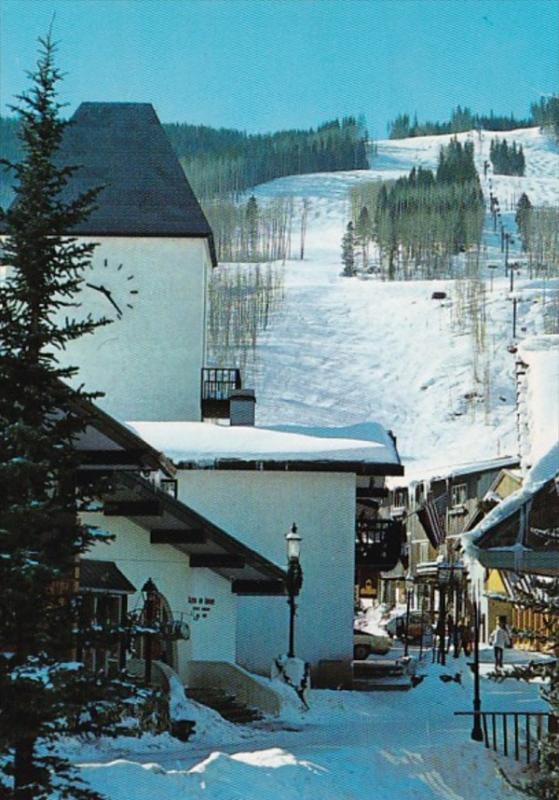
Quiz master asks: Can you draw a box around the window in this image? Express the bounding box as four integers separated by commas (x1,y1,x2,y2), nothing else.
451,483,467,507
78,592,123,675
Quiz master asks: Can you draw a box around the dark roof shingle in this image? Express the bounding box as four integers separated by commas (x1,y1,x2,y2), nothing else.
53,102,216,263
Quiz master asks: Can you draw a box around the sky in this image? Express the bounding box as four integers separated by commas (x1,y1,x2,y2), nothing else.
0,0,557,137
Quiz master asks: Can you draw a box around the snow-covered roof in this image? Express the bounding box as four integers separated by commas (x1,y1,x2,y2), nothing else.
462,442,559,556
516,335,559,469
126,421,403,475
388,455,519,489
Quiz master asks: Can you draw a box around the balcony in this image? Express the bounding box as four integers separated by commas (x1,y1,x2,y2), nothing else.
201,368,242,420
355,518,406,571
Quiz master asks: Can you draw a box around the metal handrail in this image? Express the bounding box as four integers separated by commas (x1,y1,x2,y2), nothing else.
454,711,557,764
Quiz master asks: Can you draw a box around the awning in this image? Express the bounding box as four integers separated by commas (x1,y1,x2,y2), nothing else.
79,559,136,594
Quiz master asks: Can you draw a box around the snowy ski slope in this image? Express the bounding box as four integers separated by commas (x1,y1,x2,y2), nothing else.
246,127,558,475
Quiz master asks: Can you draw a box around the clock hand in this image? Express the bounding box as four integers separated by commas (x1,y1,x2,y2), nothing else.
85,282,111,297
104,291,123,318
85,282,122,317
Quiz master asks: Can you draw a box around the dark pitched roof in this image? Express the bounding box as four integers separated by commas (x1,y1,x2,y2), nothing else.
80,559,136,593
53,102,216,264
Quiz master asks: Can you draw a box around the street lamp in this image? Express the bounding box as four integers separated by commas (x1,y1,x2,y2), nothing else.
470,597,484,741
437,560,452,667
403,574,414,658
285,524,303,659
141,577,159,685
452,561,465,658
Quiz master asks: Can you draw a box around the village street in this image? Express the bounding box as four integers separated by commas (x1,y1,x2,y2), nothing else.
76,647,547,800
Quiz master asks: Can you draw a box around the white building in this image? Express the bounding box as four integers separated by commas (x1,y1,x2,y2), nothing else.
54,102,217,423
71,392,286,713
29,102,404,695
129,421,403,685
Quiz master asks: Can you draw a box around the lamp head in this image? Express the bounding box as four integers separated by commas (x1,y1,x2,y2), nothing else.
142,577,158,596
437,562,452,586
286,523,302,561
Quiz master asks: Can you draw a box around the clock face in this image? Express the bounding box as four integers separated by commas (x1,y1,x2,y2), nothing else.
84,258,139,320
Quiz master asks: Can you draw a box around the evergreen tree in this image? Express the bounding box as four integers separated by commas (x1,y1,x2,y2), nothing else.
341,221,356,277
0,35,153,799
355,206,372,270
516,192,533,252
246,195,259,260
531,96,559,142
490,138,525,176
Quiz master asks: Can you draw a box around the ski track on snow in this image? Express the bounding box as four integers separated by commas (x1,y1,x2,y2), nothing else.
242,127,558,475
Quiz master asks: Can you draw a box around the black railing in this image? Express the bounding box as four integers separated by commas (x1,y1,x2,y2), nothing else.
355,519,405,570
201,368,242,419
454,711,557,764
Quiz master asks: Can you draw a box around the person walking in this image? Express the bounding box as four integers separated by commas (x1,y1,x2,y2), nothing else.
446,613,454,654
489,619,511,668
460,617,473,657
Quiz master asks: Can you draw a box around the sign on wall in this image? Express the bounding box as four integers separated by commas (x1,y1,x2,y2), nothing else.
188,595,216,620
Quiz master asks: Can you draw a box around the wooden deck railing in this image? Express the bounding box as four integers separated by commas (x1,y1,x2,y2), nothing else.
454,711,557,764
201,367,242,419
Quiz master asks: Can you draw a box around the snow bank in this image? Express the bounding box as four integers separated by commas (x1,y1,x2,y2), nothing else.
127,421,400,467
167,675,243,742
76,650,545,800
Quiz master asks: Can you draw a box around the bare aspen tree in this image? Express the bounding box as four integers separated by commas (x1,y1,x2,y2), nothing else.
300,198,310,260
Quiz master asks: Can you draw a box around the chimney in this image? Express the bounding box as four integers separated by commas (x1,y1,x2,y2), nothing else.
230,389,256,426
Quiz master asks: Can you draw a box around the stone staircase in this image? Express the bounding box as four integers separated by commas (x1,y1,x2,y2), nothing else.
352,658,413,691
186,686,264,724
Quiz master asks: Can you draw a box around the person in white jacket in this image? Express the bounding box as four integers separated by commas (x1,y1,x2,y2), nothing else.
489,619,512,668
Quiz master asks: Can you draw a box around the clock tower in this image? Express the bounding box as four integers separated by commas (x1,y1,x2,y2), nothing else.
52,102,217,423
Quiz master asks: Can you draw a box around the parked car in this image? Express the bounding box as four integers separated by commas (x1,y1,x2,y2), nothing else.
385,612,433,643
353,630,392,660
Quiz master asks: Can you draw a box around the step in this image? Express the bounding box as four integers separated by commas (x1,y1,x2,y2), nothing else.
353,661,405,679
353,676,412,692
187,687,235,704
186,686,263,724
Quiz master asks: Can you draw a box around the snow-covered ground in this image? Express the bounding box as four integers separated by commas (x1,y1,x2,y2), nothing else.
243,127,558,476
74,648,549,800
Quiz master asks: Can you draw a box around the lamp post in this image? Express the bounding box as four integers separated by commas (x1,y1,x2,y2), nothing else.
285,524,303,659
437,560,451,667
403,574,414,658
471,596,484,741
142,577,159,686
419,589,425,661
452,561,465,658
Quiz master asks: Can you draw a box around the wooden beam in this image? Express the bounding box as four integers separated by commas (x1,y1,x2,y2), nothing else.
104,500,162,517
150,529,206,545
232,579,285,596
190,554,245,569
81,450,153,466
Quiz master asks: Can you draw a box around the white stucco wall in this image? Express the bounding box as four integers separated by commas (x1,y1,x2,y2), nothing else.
60,236,210,422
175,470,356,675
81,512,236,680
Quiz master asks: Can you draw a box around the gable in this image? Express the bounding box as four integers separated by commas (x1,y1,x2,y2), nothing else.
53,102,216,262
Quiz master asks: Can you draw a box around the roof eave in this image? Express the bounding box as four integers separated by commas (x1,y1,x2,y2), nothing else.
176,458,404,476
